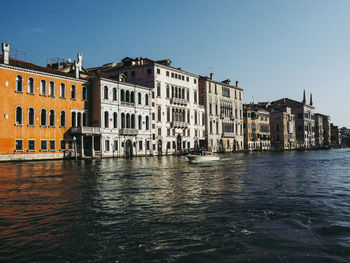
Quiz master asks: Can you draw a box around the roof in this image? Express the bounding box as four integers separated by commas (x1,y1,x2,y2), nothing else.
0,55,79,78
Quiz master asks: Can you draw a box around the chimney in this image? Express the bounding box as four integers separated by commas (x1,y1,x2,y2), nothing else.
77,53,82,71
74,61,79,78
2,43,9,64
235,81,239,87
210,73,213,80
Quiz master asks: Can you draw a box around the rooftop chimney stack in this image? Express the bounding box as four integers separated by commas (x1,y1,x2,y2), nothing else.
210,73,213,80
2,43,9,65
77,53,82,71
302,90,306,104
310,93,313,106
235,81,239,87
74,60,79,78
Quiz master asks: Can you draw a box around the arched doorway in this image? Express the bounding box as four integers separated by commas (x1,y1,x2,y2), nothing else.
158,140,162,156
125,139,133,158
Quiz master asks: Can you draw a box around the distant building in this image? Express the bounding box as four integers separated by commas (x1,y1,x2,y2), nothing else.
340,127,350,147
265,91,315,149
314,113,331,148
243,104,270,151
198,74,243,152
268,106,296,150
331,124,341,146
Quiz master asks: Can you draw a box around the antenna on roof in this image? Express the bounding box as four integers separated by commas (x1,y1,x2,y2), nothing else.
12,48,26,61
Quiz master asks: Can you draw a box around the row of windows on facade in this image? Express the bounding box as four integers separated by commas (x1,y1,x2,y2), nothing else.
15,106,87,127
156,83,198,103
161,128,201,138
208,83,242,100
209,121,243,135
15,139,74,152
15,75,87,100
103,112,150,130
103,86,150,105
154,107,203,125
156,68,196,84
209,103,242,119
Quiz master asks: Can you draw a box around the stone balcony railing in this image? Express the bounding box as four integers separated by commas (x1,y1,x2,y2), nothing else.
170,97,188,105
71,126,101,135
119,128,138,136
222,132,236,138
120,101,135,107
171,121,188,128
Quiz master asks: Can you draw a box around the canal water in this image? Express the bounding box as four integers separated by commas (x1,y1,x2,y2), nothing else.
1,149,350,262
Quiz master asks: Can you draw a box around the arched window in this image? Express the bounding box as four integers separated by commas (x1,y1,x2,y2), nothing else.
121,113,125,128
60,111,66,127
126,113,130,128
104,111,109,128
71,112,76,127
49,81,55,97
28,78,35,94
166,85,170,98
28,108,34,126
167,107,170,122
131,114,135,129
15,106,22,125
113,112,117,128
146,116,149,130
113,88,117,101
71,85,76,99
186,90,189,101
83,113,87,126
138,115,142,130
41,109,47,126
49,110,55,127
104,86,108,100
194,91,197,104
121,89,125,102
138,92,142,104
82,87,87,101
77,112,81,127
131,91,134,103
40,79,46,95
126,90,130,102
60,83,66,98
145,94,149,105
16,75,23,92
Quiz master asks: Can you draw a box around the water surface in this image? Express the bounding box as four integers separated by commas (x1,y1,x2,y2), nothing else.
1,149,350,262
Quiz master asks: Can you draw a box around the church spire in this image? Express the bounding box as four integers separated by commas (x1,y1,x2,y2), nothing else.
302,90,306,104
310,93,313,106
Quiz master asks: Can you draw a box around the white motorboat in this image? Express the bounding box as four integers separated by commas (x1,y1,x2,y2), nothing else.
187,151,220,163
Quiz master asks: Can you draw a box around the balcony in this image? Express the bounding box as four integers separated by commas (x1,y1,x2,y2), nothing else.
71,126,101,135
171,121,188,128
170,97,188,105
223,132,236,138
120,101,135,107
230,115,235,120
119,128,138,136
220,113,225,119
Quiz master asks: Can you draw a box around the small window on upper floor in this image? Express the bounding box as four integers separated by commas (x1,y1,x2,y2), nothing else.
82,87,87,101
147,68,152,75
28,78,35,94
40,79,46,95
49,81,55,97
71,85,76,99
16,75,23,92
194,79,197,84
157,68,160,74
166,71,169,77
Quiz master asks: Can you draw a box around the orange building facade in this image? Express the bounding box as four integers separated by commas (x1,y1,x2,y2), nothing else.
0,44,88,161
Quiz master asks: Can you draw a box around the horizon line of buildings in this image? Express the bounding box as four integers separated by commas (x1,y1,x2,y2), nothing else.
0,43,344,161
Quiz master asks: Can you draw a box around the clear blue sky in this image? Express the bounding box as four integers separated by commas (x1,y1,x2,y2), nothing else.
1,0,349,127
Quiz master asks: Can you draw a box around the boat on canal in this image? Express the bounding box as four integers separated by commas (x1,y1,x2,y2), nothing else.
187,149,220,163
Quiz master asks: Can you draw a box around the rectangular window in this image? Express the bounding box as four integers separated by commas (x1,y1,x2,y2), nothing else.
158,128,161,136
157,68,160,74
147,68,152,75
194,79,197,84
49,140,55,151
166,71,169,76
60,140,66,150
139,141,143,150
28,140,35,151
146,141,150,150
171,72,174,78
15,139,23,151
105,140,110,152
40,140,47,151
186,76,189,82
167,141,171,149
114,140,118,151
153,144,156,151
